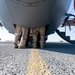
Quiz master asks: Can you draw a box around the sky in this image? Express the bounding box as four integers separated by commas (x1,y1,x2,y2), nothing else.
0,0,75,42
0,27,14,41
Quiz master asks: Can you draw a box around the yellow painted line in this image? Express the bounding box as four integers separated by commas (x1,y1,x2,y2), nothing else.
26,49,51,75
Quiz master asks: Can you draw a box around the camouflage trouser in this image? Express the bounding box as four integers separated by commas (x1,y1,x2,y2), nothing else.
14,25,28,48
32,26,45,48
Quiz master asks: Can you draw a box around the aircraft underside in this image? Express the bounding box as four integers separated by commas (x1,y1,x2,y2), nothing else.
1,0,75,44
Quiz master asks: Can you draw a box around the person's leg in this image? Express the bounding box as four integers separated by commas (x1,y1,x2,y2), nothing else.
25,29,30,47
37,32,40,48
19,27,28,48
32,29,38,48
13,25,22,48
40,26,45,48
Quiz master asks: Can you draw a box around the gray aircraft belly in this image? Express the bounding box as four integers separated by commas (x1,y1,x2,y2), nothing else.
0,0,71,33
0,0,14,33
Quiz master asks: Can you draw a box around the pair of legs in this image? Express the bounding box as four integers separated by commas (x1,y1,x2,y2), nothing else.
32,26,45,48
13,25,28,48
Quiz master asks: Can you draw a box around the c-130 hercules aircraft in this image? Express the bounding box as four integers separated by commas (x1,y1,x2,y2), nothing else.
0,0,75,44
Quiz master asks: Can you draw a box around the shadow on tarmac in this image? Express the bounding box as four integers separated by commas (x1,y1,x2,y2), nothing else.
43,42,75,55
0,42,75,55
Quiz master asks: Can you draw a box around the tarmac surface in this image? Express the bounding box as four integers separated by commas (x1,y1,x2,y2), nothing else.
0,42,75,75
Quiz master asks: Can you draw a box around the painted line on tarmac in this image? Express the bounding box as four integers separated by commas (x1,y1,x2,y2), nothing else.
26,49,51,75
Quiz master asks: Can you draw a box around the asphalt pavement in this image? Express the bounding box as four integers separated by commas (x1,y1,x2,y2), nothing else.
0,42,75,75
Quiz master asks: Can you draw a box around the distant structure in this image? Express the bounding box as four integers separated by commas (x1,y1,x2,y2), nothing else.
60,40,63,43
0,22,3,27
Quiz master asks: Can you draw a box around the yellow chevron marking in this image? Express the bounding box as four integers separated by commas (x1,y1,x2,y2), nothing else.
26,49,51,75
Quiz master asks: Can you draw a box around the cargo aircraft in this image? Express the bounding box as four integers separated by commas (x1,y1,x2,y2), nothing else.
0,0,75,44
